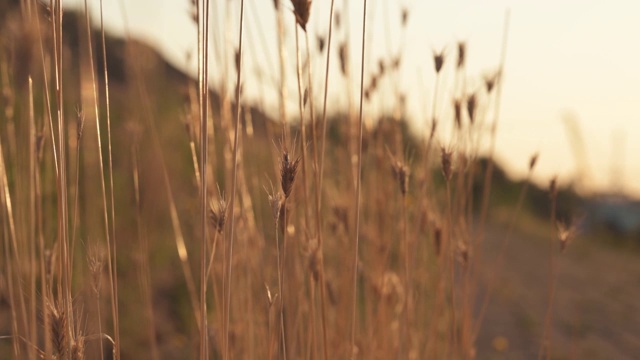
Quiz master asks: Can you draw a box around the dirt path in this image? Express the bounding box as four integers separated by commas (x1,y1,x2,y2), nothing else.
475,218,640,360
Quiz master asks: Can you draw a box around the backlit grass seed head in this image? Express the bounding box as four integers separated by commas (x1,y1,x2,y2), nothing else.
429,119,437,140
453,98,462,129
208,197,228,234
268,190,284,222
378,59,386,75
441,147,453,182
71,335,85,360
317,34,325,53
432,49,445,74
433,226,443,256
484,71,499,93
387,151,410,196
291,0,312,31
466,93,477,124
549,176,558,200
556,220,576,253
76,109,85,141
401,8,409,27
391,55,401,70
234,49,241,73
457,239,469,268
369,74,378,92
47,299,67,358
529,153,539,171
88,249,105,295
280,149,301,199
264,283,277,308
457,41,466,68
338,43,348,75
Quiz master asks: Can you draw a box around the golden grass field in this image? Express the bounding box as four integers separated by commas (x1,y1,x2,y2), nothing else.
0,0,639,359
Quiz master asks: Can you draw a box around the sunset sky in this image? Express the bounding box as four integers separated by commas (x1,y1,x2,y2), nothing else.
66,0,640,198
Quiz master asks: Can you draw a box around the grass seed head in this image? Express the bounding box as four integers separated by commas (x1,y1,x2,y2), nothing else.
338,43,348,75
466,93,477,124
441,147,453,182
76,109,85,141
264,283,277,308
549,176,558,200
457,239,469,268
457,41,466,68
316,34,325,53
556,220,577,253
280,148,300,199
47,299,67,358
208,197,228,233
387,150,410,196
88,249,105,296
401,8,409,27
434,226,443,256
432,49,445,74
391,55,401,70
429,119,438,140
71,335,85,360
529,153,539,171
291,0,312,31
484,71,499,93
453,98,462,129
268,190,284,222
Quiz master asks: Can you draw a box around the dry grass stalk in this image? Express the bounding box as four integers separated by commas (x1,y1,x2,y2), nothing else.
350,0,368,357
82,2,119,356
266,186,286,359
224,0,246,357
98,0,120,354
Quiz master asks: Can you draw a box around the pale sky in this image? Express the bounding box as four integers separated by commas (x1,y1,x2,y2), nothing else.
66,0,640,198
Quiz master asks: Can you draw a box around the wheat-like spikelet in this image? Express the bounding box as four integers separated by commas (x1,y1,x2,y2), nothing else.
208,196,228,234
47,299,67,358
71,335,85,360
280,149,301,199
